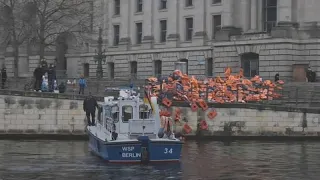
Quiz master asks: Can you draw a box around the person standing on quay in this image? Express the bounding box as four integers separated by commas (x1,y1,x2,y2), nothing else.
33,65,43,91
83,92,98,126
78,75,87,95
47,64,56,92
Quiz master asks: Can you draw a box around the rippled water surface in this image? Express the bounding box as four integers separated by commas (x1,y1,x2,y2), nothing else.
0,140,320,180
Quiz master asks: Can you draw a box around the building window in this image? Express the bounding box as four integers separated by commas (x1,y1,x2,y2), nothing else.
113,25,120,46
185,17,193,41
130,61,138,78
160,20,167,42
83,63,89,77
160,0,167,9
136,0,143,12
212,14,221,39
212,0,221,4
108,62,115,79
114,0,120,15
262,0,277,32
154,60,162,77
185,0,193,7
206,58,213,77
241,53,259,77
179,59,188,74
136,22,143,44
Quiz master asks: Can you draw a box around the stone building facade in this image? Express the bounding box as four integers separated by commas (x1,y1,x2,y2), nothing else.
77,0,320,82
3,0,320,82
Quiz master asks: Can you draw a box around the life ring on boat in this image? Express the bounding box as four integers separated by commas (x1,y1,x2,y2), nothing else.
207,110,217,120
183,124,192,134
198,100,208,111
162,98,172,107
200,120,208,130
190,103,198,112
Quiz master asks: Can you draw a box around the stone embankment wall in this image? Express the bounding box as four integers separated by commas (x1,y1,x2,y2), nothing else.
0,95,86,134
0,95,319,137
171,105,320,137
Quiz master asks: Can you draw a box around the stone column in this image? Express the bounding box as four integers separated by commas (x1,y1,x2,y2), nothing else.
118,0,131,50
215,0,241,41
277,0,292,22
167,0,179,47
249,0,258,32
240,0,250,32
222,0,234,27
142,0,154,48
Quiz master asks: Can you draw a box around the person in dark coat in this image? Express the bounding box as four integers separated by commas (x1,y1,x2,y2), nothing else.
58,82,66,93
306,67,313,82
47,64,56,92
33,65,43,91
83,92,98,126
1,67,7,89
274,73,279,82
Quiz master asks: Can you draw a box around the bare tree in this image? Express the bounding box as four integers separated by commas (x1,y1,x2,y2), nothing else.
0,0,34,77
31,0,94,61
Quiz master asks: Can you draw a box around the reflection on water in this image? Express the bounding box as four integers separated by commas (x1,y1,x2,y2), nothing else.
0,140,320,180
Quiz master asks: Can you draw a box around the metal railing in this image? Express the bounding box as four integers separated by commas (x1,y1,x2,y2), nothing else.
144,80,320,108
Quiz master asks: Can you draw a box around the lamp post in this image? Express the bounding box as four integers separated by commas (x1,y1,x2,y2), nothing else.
94,27,106,80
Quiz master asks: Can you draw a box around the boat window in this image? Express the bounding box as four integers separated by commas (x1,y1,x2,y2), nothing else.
97,106,103,124
122,105,133,123
104,106,111,117
111,105,119,123
139,104,150,119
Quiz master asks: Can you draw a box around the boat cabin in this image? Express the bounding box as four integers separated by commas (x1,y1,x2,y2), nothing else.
96,95,157,141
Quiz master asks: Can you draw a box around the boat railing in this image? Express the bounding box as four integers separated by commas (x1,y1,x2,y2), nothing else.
128,119,155,135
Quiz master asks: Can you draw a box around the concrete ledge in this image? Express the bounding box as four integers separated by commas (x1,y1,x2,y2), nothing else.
172,101,320,113
1,133,320,141
0,133,88,141
185,135,320,141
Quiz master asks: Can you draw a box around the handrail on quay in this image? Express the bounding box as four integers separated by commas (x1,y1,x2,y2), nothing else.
0,84,319,111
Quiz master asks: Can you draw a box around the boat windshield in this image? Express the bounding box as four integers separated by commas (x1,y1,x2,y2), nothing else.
139,104,150,119
122,105,133,123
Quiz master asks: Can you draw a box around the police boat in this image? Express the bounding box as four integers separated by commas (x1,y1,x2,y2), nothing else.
86,89,183,163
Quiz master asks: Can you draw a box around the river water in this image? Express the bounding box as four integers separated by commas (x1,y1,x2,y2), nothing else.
0,140,319,180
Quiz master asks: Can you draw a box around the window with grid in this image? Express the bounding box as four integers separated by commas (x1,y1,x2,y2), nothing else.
262,0,277,32
154,60,162,77
185,17,193,41
160,20,167,42
160,0,167,9
185,0,193,7
136,0,143,12
113,25,120,46
114,0,120,15
136,22,143,44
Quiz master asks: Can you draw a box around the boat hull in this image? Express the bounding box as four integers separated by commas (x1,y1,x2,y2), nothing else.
88,131,183,163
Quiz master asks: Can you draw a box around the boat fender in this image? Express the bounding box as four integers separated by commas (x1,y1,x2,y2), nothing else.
158,128,165,138
112,132,118,140
138,136,150,163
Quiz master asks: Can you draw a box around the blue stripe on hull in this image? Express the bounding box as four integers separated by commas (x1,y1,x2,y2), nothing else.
88,132,183,163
